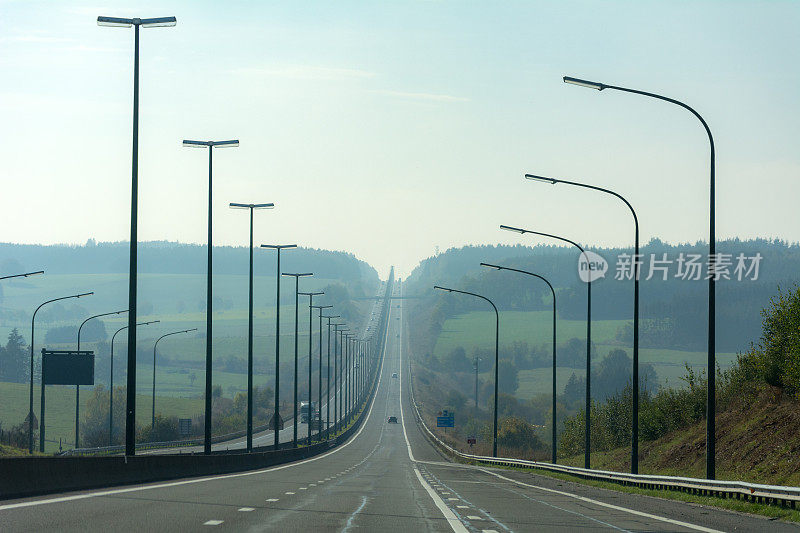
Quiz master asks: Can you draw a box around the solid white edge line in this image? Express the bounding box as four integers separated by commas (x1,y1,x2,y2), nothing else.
0,292,393,513
397,290,466,533
480,469,723,533
414,468,469,533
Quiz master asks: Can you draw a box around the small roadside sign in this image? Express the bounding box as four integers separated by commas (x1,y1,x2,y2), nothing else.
467,436,476,446
179,418,192,436
268,413,284,431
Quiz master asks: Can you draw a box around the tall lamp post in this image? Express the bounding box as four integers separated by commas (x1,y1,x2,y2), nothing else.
328,320,344,435
76,309,128,448
109,320,159,446
335,325,349,430
525,173,640,471
152,328,197,427
230,202,274,451
501,224,593,468
482,263,559,463
282,272,313,448
343,333,353,424
30,292,93,453
312,305,333,438
299,291,324,442
564,75,717,479
434,286,500,457
98,14,176,457
261,244,297,449
184,138,239,454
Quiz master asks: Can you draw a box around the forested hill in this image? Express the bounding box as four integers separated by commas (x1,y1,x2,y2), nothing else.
0,240,378,283
405,238,800,353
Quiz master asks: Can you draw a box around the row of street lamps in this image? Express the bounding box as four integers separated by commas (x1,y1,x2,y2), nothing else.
435,75,717,479
94,13,380,457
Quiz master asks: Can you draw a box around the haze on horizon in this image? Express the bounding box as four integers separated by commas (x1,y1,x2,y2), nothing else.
1,1,798,278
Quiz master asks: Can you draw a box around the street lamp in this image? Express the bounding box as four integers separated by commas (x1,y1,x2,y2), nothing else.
525,172,641,471
343,333,353,424
564,75,716,479
109,320,159,446
501,224,594,468
482,262,559,463
0,271,44,280
261,244,297,449
230,202,274,451
76,309,127,448
184,139,239,454
152,328,197,428
282,272,313,448
329,319,345,436
434,285,500,457
336,325,349,430
312,305,333,438
98,14,176,457
299,291,324,442
30,292,93,453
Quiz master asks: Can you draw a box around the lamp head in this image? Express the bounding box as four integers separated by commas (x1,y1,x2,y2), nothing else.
563,76,605,90
524,174,558,185
499,225,527,234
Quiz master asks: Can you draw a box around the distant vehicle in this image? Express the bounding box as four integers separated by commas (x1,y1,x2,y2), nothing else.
300,401,316,423
392,372,398,378
387,416,398,424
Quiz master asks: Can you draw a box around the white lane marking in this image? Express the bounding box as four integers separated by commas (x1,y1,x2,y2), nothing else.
1,320,392,513
284,491,295,495
265,498,279,502
308,483,316,487
203,520,224,526
481,470,723,533
456,505,469,509
483,530,499,533
447,498,459,501
413,468,468,533
467,515,482,520
238,507,255,512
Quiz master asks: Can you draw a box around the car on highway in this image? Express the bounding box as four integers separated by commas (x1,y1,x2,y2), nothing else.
392,372,398,378
387,416,398,423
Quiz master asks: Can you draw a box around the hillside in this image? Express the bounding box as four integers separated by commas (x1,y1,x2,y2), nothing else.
561,385,800,486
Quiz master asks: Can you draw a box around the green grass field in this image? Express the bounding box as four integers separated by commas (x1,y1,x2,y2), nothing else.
0,381,203,453
434,310,737,400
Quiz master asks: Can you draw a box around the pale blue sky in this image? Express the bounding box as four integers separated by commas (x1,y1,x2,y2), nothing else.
1,1,798,277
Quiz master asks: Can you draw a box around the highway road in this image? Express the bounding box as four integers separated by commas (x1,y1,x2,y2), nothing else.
1,281,792,532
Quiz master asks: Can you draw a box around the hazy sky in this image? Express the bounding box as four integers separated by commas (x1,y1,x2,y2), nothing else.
1,1,798,278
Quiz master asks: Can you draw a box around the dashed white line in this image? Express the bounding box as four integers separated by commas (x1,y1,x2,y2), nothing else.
467,515,482,520
457,505,470,509
266,498,279,502
285,491,295,495
238,507,255,512
203,520,224,526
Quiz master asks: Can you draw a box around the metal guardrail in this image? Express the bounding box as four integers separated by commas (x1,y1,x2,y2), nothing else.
407,364,800,509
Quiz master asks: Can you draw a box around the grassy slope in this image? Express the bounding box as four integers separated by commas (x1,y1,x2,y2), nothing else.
560,386,800,487
434,310,737,399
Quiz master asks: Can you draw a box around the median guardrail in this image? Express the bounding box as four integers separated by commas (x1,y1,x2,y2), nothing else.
407,363,800,509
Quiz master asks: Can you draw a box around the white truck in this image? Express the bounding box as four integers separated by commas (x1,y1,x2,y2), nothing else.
300,401,316,424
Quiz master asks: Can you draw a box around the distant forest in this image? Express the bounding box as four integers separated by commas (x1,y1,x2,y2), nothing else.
405,238,800,353
0,240,378,281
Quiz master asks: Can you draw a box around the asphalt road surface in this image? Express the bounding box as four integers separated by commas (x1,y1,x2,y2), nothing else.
1,283,793,532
